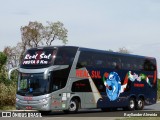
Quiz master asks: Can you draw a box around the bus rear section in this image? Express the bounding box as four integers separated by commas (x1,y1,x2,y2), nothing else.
74,48,157,111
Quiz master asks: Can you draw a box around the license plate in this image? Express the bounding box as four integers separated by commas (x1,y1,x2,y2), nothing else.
26,106,32,110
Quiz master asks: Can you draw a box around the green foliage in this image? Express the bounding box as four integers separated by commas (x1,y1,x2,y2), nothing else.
0,106,15,110
0,60,17,108
0,70,17,108
0,82,17,106
0,52,7,70
20,79,27,89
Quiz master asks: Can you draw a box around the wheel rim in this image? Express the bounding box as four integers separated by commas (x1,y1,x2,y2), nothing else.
130,100,135,109
138,100,142,108
69,101,76,111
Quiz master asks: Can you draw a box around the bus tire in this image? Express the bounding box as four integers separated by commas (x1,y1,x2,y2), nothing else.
127,98,135,111
136,98,144,110
64,99,79,113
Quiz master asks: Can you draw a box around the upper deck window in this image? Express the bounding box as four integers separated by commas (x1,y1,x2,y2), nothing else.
54,47,78,65
21,49,57,68
20,47,78,68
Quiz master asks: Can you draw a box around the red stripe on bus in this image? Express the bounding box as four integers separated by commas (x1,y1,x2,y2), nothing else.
123,73,128,85
153,71,157,84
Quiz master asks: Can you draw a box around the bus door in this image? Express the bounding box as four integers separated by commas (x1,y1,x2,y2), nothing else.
50,70,69,110
84,78,102,108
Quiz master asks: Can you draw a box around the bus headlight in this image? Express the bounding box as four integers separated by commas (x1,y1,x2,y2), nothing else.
39,98,47,103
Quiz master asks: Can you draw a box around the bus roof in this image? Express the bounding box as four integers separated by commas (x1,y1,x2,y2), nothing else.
27,46,156,60
78,47,156,60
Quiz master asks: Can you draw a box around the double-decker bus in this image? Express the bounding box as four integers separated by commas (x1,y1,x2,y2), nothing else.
9,46,157,113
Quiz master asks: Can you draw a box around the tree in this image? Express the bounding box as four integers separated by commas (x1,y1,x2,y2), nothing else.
43,21,68,45
19,21,68,62
118,47,131,54
0,52,7,71
21,21,68,47
3,21,68,70
3,44,21,69
21,21,44,48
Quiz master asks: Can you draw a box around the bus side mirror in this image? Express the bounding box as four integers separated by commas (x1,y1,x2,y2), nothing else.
44,66,59,80
8,67,19,80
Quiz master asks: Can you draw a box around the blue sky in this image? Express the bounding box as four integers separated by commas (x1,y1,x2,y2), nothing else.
0,0,160,74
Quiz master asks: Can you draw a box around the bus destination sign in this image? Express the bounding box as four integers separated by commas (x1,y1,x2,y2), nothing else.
23,51,52,65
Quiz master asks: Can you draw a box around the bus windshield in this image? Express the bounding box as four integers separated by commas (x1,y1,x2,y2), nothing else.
17,73,50,96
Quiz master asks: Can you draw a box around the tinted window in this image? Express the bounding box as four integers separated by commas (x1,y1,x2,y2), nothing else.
106,54,121,69
71,79,92,92
21,49,57,69
51,68,70,91
76,51,93,68
77,51,107,68
77,51,123,69
54,47,78,65
17,73,50,96
120,56,144,71
77,50,156,71
92,78,105,92
93,53,106,68
143,59,156,71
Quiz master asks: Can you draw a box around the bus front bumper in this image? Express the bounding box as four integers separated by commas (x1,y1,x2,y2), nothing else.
16,97,51,111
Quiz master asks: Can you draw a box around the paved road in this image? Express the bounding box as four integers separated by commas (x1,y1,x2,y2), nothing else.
144,102,160,111
1,102,160,120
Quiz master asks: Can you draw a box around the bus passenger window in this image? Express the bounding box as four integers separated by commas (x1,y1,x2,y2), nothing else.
133,64,137,70
53,84,58,91
112,62,117,68
143,59,156,71
54,47,77,65
71,79,92,92
76,51,92,68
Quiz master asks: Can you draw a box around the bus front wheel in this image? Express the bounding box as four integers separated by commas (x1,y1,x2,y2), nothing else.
63,99,79,113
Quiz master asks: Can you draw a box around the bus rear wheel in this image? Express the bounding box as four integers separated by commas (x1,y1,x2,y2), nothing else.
136,98,144,110
63,99,79,113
